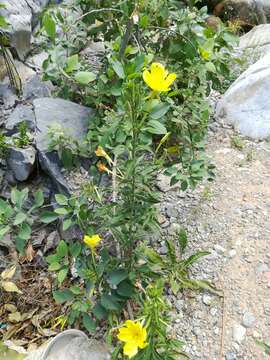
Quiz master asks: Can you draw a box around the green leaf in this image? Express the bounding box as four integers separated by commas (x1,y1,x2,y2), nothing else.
145,120,167,135
149,103,170,120
0,14,8,29
11,188,28,209
56,240,68,258
92,302,108,320
205,62,216,73
40,211,58,223
70,286,82,295
15,237,26,255
53,289,74,304
75,71,96,85
256,341,270,355
46,254,59,264
34,190,44,208
65,54,79,73
116,281,135,298
82,313,96,333
55,194,68,206
54,207,70,215
13,212,27,226
178,228,188,253
111,60,125,79
43,13,56,40
69,242,81,258
0,226,11,240
18,223,31,240
107,270,129,286
63,218,73,231
57,267,69,284
101,294,121,311
183,251,210,268
48,262,62,271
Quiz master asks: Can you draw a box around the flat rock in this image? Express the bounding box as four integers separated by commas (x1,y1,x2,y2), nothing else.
5,104,35,133
7,146,36,181
216,53,270,139
33,97,94,193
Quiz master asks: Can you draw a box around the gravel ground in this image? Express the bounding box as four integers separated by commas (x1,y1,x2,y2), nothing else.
157,122,270,359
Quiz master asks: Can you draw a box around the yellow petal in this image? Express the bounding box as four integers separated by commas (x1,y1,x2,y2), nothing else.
117,328,134,343
143,70,154,90
150,63,166,81
123,342,138,359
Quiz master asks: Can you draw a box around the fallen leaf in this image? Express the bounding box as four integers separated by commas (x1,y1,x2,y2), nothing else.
5,304,17,313
8,311,22,323
24,243,35,262
1,265,16,280
1,281,22,294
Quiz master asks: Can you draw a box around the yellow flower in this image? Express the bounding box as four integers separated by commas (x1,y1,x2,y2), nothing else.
97,161,112,174
143,62,176,92
84,234,101,250
95,146,113,164
95,146,107,157
117,320,148,359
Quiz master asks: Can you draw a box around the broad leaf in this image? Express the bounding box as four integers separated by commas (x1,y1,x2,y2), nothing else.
101,294,121,311
145,120,167,135
150,103,170,120
1,265,16,280
56,240,68,258
40,211,58,223
75,71,96,85
1,281,22,294
82,313,96,333
55,194,68,206
111,60,125,79
53,289,74,304
57,267,68,284
43,13,56,40
14,212,27,226
107,270,128,286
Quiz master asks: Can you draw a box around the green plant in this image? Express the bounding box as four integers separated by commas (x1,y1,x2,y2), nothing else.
257,340,270,356
0,188,45,253
0,131,10,157
231,134,244,150
13,121,31,148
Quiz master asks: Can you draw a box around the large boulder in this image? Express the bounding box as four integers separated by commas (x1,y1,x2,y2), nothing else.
239,24,270,56
213,0,270,26
33,97,94,193
0,0,50,60
216,53,270,139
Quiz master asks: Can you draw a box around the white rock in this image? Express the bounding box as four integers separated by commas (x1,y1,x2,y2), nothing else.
233,324,246,343
242,311,256,328
216,53,270,140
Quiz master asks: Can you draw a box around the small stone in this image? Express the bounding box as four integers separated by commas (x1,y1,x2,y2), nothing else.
252,330,261,339
166,204,178,218
233,324,246,343
242,311,256,328
159,245,168,255
225,351,237,360
228,249,237,258
255,263,269,276
202,294,212,306
214,244,226,254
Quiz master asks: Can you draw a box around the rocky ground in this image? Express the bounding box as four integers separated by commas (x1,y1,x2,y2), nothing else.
157,120,270,359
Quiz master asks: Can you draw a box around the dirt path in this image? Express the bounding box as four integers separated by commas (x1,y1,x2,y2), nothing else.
160,125,270,359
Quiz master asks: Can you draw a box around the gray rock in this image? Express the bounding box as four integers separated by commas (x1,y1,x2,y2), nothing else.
216,53,270,139
242,311,256,328
255,262,269,275
240,24,270,51
23,74,53,100
7,146,36,181
233,324,246,343
0,0,50,60
225,352,237,360
33,97,94,193
6,104,36,133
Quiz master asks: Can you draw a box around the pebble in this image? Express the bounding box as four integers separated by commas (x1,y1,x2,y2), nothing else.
255,263,269,276
242,311,255,328
228,249,237,258
225,352,237,360
214,244,226,254
202,294,212,306
233,324,246,343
